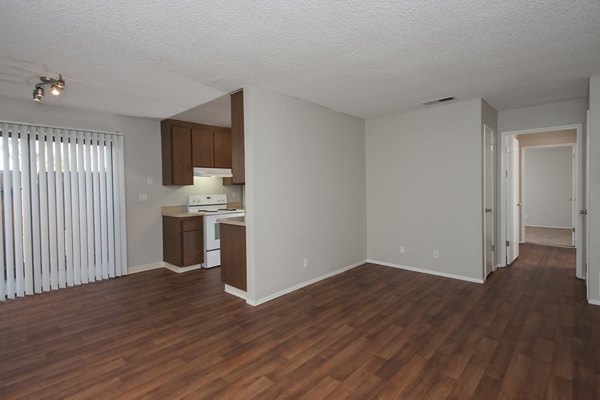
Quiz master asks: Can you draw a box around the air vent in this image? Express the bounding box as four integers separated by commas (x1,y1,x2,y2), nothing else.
423,96,455,106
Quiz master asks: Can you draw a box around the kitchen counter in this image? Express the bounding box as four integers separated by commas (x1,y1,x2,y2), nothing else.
161,205,204,218
217,216,246,227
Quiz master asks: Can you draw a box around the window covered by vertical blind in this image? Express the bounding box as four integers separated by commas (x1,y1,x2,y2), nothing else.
0,122,127,300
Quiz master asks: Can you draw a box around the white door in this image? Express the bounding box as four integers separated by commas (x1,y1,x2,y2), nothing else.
506,136,520,264
484,125,495,278
584,111,590,297
519,148,526,243
572,146,577,246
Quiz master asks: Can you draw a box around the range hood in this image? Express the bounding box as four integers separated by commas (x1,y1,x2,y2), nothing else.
193,167,233,178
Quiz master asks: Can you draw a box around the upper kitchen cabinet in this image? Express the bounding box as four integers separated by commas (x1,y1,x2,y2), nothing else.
161,119,193,185
193,128,232,169
230,90,245,184
213,130,232,168
161,119,232,185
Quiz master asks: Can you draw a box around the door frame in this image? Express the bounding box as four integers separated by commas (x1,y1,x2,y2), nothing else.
498,124,583,279
520,143,577,245
482,124,495,281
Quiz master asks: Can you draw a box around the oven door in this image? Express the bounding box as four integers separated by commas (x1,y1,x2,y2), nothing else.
204,214,221,251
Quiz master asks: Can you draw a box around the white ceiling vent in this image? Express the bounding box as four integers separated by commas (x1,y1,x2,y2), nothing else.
423,97,455,106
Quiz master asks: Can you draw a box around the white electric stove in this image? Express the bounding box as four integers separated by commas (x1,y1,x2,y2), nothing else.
187,194,245,268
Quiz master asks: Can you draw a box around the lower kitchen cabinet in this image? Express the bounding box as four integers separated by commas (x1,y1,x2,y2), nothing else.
163,216,204,267
220,223,246,291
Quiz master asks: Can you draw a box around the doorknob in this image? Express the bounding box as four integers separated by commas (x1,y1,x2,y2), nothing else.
485,208,493,213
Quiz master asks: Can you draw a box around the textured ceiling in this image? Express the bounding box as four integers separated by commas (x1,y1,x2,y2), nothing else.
0,1,599,120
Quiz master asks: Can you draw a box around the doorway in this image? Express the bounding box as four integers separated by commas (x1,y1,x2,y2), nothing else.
521,143,576,247
498,125,586,282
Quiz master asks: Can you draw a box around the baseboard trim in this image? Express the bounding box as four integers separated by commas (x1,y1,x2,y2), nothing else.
164,262,203,274
588,298,600,306
128,261,165,274
246,260,366,307
224,285,247,300
366,259,484,284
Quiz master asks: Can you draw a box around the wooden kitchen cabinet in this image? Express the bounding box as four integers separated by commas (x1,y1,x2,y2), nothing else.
213,130,232,168
230,90,245,184
161,121,193,185
191,127,232,169
191,128,214,167
220,223,246,291
161,119,233,185
163,215,204,267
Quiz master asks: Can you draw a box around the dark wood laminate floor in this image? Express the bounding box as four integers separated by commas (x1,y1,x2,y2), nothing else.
0,244,597,399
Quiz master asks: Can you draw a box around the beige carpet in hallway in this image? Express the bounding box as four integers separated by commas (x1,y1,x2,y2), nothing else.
524,226,573,247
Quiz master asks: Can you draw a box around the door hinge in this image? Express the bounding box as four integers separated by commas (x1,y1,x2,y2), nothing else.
505,170,508,178
491,144,494,152
491,244,495,252
572,227,575,233
506,240,510,247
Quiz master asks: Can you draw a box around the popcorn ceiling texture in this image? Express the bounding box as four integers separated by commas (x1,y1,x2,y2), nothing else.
0,0,598,119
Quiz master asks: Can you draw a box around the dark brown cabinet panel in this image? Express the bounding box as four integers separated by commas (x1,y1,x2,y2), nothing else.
220,223,246,290
162,121,193,185
163,216,204,267
191,128,214,168
230,91,245,184
182,230,204,266
213,130,232,169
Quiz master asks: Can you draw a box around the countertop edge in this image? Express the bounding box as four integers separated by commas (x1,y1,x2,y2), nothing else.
217,217,246,227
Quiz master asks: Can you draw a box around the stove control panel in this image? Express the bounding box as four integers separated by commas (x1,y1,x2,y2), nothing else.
188,194,228,207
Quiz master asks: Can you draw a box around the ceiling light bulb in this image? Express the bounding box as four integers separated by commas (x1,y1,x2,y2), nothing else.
51,84,60,95
33,87,44,102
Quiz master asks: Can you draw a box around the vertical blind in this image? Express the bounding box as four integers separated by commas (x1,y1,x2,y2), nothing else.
0,122,127,300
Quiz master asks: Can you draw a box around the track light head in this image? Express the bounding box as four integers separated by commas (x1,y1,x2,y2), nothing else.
55,75,65,90
32,74,65,102
33,86,44,102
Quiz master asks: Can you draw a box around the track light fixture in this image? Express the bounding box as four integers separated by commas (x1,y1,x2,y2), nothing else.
33,75,65,102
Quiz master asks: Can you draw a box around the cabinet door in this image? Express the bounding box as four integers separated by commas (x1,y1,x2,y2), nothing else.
230,91,245,184
220,224,246,290
191,128,214,167
163,216,182,266
213,130,232,169
171,125,193,185
182,230,204,266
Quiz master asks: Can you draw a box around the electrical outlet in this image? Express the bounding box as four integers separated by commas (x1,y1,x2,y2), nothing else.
303,258,309,269
400,246,405,254
433,249,439,259
138,193,148,202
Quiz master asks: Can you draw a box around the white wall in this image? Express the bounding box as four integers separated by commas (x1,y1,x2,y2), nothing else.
0,95,241,269
244,86,366,303
366,99,484,281
498,99,588,133
589,76,600,302
523,146,573,228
